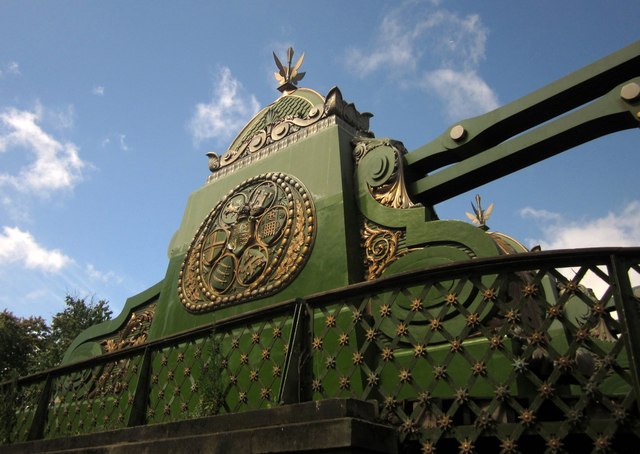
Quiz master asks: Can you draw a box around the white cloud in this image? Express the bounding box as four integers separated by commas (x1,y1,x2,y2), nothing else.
0,105,85,193
98,134,129,151
418,68,498,119
521,202,640,297
24,288,49,301
0,61,20,78
520,201,640,250
188,66,260,146
346,12,422,76
47,104,75,130
0,226,72,272
118,134,129,151
0,193,32,223
92,85,105,96
519,207,563,223
86,263,122,284
7,62,20,75
345,1,498,120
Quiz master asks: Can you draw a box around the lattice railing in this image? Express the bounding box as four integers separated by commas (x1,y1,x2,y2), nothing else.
2,248,639,452
43,353,144,437
306,249,640,452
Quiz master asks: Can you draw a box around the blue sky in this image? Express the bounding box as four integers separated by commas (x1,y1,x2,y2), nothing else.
0,1,638,320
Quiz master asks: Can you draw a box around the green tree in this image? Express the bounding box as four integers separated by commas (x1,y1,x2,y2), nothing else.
41,295,112,369
0,295,112,442
0,310,49,380
0,295,112,379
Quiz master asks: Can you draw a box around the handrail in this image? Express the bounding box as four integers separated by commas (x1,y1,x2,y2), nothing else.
3,246,639,389
2,246,640,449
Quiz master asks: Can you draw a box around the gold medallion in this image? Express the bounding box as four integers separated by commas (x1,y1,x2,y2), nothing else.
178,173,315,312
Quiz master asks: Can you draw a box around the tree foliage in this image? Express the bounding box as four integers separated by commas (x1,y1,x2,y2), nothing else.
0,311,49,380
0,295,112,380
44,295,112,369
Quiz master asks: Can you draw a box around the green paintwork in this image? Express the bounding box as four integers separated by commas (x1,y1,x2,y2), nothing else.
65,100,367,360
406,40,640,205
62,281,163,364
59,42,639,434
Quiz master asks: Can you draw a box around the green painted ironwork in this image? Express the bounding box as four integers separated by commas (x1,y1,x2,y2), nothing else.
2,248,640,452
406,40,640,206
2,42,639,452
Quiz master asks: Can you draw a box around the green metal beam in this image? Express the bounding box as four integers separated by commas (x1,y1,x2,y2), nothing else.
406,40,640,205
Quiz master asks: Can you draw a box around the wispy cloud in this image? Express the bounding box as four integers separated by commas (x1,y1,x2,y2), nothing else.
47,104,75,130
118,134,129,151
0,104,86,193
86,263,122,284
188,66,260,147
99,134,129,151
7,62,20,75
92,85,105,96
0,193,32,224
418,68,498,120
520,201,640,250
0,226,72,272
0,249,129,317
0,61,20,78
519,207,563,223
345,1,498,120
520,201,640,297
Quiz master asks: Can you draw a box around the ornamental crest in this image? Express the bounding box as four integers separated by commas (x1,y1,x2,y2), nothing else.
179,173,316,312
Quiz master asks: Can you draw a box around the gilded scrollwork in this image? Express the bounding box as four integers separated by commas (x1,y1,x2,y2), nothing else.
324,87,373,133
75,303,157,399
179,173,316,312
362,220,408,280
210,87,372,176
273,199,308,281
353,136,416,209
356,137,418,279
102,303,157,353
216,104,324,170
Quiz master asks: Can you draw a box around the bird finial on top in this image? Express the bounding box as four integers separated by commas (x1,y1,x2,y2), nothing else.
273,47,305,93
465,194,494,230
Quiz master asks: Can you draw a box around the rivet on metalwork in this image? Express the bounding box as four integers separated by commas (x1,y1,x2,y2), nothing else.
398,369,412,383
450,124,466,141
458,438,474,454
620,82,640,101
312,337,323,350
410,298,423,312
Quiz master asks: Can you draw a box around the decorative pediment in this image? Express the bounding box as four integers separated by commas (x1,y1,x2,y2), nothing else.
207,87,373,181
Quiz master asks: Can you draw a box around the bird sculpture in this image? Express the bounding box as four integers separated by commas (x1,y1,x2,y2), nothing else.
273,47,305,93
465,194,494,230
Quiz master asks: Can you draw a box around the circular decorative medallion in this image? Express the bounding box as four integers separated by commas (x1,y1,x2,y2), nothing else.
179,173,316,312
